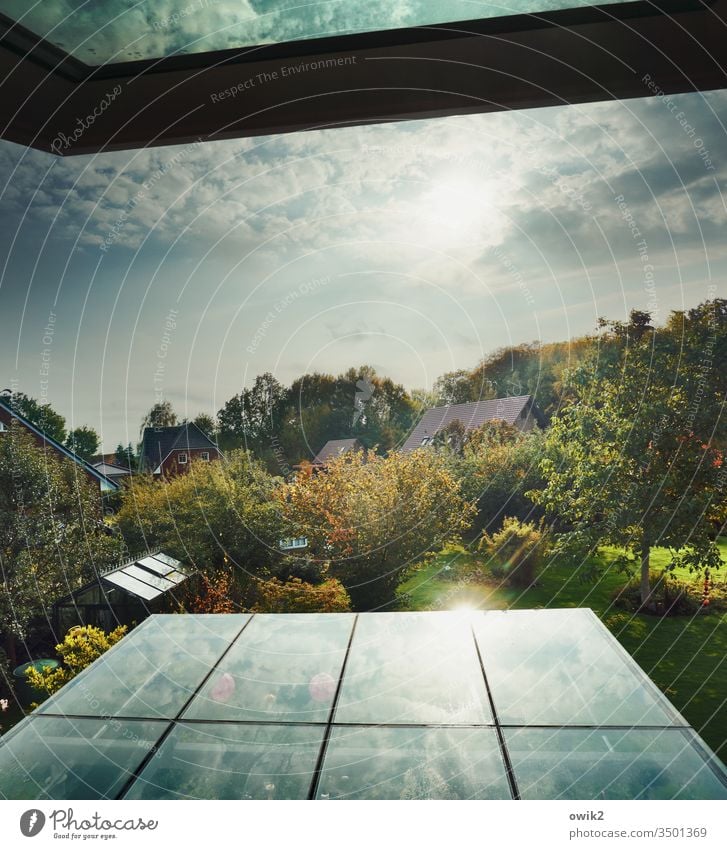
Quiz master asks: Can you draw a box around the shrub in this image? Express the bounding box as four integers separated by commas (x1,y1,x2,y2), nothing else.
610,569,726,616
25,624,127,701
250,577,351,613
478,517,546,588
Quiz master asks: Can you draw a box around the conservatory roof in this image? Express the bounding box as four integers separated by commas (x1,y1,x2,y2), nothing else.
0,609,725,800
0,1,725,155
100,552,190,602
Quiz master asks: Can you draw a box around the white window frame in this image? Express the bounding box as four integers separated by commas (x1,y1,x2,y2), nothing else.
177,452,188,464
200,451,210,461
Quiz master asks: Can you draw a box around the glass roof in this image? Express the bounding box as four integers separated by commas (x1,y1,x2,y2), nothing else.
1,610,725,800
0,1,637,67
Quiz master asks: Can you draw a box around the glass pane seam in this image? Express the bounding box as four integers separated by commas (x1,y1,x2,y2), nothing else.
470,624,520,800
307,613,360,800
115,613,256,799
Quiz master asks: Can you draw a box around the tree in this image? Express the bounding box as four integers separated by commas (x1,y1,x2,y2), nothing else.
0,425,124,665
192,413,216,440
25,624,127,701
5,392,66,443
531,309,725,608
250,577,351,612
479,517,547,588
447,422,547,531
114,443,136,469
65,426,100,461
115,450,285,582
140,400,177,435
280,449,474,610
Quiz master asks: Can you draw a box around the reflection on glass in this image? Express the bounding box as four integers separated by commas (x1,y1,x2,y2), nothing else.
474,609,679,726
184,614,353,722
317,726,510,799
39,614,247,719
0,0,636,66
126,722,324,799
0,716,166,800
506,727,727,800
335,612,492,724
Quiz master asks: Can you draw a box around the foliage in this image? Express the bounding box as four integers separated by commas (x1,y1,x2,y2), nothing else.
5,392,67,443
478,517,547,588
191,413,217,440
114,442,137,468
114,450,285,580
186,568,237,613
249,577,351,613
447,423,547,531
65,425,100,461
280,448,474,610
0,425,124,662
531,305,726,607
25,624,127,700
217,367,417,469
140,400,178,435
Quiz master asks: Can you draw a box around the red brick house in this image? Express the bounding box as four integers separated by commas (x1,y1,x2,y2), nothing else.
140,423,222,478
0,395,119,493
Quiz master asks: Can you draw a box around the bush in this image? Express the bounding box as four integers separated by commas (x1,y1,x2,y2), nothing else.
0,646,11,701
611,569,725,616
478,517,546,588
250,577,351,613
25,625,127,702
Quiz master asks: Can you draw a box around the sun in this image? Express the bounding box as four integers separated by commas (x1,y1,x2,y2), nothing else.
419,175,499,248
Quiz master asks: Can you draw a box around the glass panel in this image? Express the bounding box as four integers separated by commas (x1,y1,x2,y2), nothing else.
185,614,353,722
103,569,162,601
39,614,247,719
316,726,510,799
506,728,727,800
474,609,679,726
136,556,175,576
335,612,492,724
122,564,176,592
125,722,324,800
0,0,640,66
0,716,166,800
149,553,183,570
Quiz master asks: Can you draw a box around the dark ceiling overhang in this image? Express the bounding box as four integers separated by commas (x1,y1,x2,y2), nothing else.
0,1,725,156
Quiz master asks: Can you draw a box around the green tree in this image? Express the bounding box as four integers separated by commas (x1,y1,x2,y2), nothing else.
6,392,66,443
114,442,136,468
0,425,124,665
280,449,474,610
25,624,127,700
140,400,178,435
192,413,216,440
115,450,285,582
65,425,100,461
532,309,726,608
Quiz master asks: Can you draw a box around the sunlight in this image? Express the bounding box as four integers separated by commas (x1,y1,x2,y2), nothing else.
419,174,500,248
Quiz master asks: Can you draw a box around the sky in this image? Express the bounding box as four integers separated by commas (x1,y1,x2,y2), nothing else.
0,88,725,449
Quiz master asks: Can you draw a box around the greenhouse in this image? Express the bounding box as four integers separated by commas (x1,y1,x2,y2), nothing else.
1,609,725,800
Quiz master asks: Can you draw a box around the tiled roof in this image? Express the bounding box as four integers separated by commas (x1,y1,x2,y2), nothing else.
313,438,363,465
401,395,538,452
141,423,218,470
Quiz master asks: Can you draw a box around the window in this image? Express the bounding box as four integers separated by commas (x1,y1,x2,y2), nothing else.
177,452,188,464
420,437,432,446
200,451,210,461
0,421,7,432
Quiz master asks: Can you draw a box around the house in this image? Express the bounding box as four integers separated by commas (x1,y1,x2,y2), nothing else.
92,459,133,486
401,395,545,453
140,422,222,477
0,395,119,493
51,551,191,635
311,438,364,468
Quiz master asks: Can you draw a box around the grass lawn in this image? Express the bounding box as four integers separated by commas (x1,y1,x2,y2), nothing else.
399,539,727,761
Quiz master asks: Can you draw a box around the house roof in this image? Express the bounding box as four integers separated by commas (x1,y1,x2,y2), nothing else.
0,396,120,491
92,461,132,477
141,423,219,471
401,395,542,453
312,438,363,465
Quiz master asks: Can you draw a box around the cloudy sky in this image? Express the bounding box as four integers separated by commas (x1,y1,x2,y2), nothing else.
0,87,725,449
3,0,614,64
